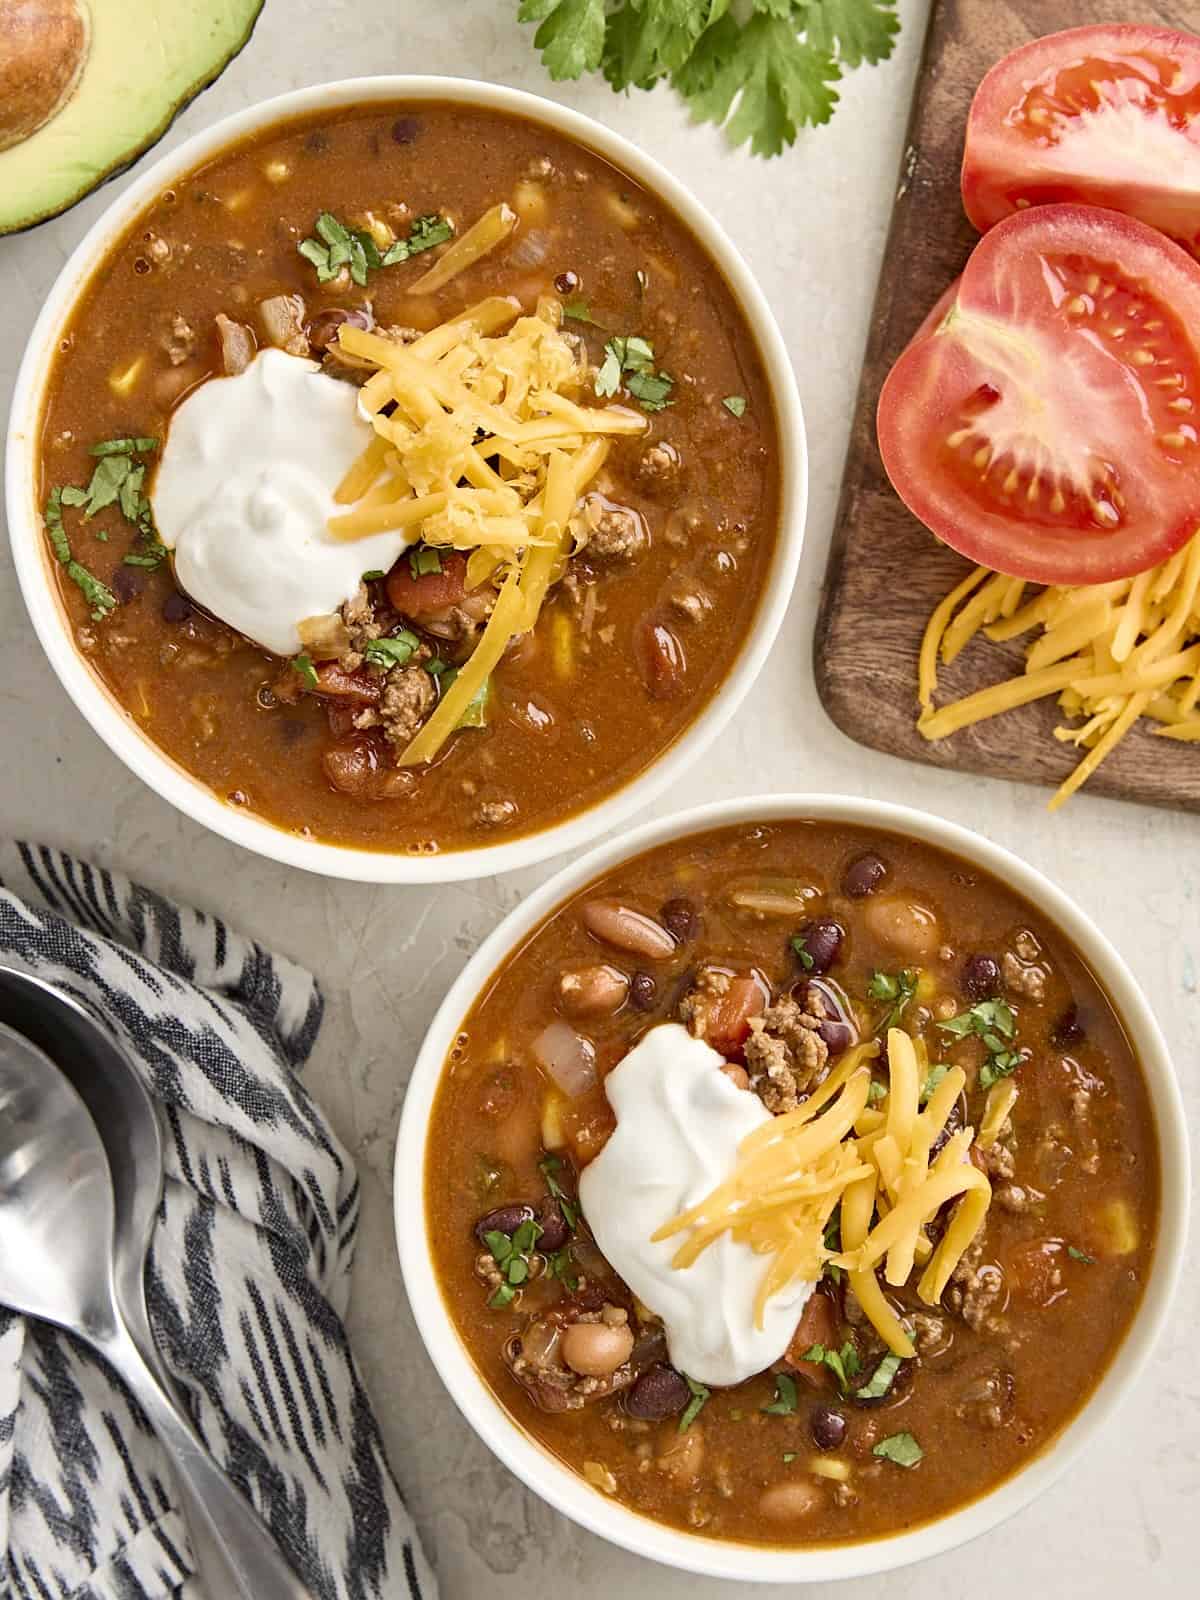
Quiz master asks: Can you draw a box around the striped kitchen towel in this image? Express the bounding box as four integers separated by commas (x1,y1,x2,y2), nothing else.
0,843,436,1600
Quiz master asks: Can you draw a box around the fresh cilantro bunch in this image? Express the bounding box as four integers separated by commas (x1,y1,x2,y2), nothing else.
515,0,901,156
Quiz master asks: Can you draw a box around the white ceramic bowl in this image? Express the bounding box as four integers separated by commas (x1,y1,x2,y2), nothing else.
395,792,1189,1583
5,77,806,884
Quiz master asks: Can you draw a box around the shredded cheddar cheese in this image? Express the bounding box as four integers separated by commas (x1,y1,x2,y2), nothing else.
918,530,1200,807
327,295,647,764
651,1030,992,1360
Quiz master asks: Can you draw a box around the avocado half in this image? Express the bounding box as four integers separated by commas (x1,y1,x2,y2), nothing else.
0,0,264,235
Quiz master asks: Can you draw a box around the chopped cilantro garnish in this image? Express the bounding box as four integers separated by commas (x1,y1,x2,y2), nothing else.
89,436,157,457
867,1079,888,1105
293,653,318,689
562,296,595,324
539,1153,579,1231
790,932,815,970
873,1431,924,1468
1067,1245,1096,1265
782,1451,797,1463
361,569,386,581
802,1341,861,1394
722,394,747,418
514,1,901,158
434,667,491,729
678,1375,710,1433
595,333,674,412
939,998,1023,1089
299,211,453,285
868,968,919,1031
855,1353,903,1402
484,1216,544,1309
363,630,421,669
408,545,443,578
44,488,117,621
547,1247,579,1291
762,1373,798,1415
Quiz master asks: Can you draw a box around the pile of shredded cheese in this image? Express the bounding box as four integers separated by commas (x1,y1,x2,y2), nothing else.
325,296,646,764
918,529,1200,808
652,1030,992,1360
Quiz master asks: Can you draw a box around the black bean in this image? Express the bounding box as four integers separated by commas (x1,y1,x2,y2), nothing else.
391,116,422,145
796,918,845,975
535,1197,570,1254
842,852,887,898
111,565,144,603
555,270,580,294
660,896,699,942
1052,1004,1085,1047
625,1364,690,1421
810,1404,846,1450
817,1020,854,1055
963,954,1003,1001
306,306,371,353
162,591,191,622
474,1203,534,1245
629,971,657,1010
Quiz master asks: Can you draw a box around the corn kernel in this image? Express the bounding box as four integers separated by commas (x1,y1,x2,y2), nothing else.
1100,1197,1138,1255
108,356,145,396
264,159,291,184
541,1089,567,1151
809,1456,851,1482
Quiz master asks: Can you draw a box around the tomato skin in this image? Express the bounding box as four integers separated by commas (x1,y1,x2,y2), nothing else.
877,204,1200,584
785,1290,841,1388
706,974,768,1058
962,25,1200,255
386,551,467,616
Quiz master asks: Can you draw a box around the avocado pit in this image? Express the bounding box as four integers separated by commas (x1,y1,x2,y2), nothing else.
0,0,90,153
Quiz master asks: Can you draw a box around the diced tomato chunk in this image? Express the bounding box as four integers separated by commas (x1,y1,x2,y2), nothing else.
786,1290,841,1387
312,663,381,705
386,552,467,617
1005,1239,1067,1308
706,973,767,1058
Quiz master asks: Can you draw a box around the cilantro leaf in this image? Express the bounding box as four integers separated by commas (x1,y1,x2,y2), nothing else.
679,1375,710,1432
363,632,421,669
868,967,919,1032
791,932,814,970
802,1340,860,1394
762,1373,798,1415
483,1215,544,1308
873,1430,923,1468
805,0,900,69
939,999,1024,1090
519,0,607,80
539,1153,580,1231
722,394,747,417
299,212,453,283
44,488,117,621
293,653,319,690
854,1353,903,1401
595,333,674,412
1067,1245,1096,1265
562,296,595,323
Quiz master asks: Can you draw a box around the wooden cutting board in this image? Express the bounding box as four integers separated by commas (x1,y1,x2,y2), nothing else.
815,0,1200,813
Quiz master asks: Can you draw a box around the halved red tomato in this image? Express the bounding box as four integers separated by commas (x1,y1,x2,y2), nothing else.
876,204,1200,584
962,25,1200,256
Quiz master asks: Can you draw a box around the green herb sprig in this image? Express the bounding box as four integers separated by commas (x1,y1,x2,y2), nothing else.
869,968,919,1032
298,211,453,286
679,1375,710,1432
484,1216,543,1309
873,1430,923,1468
514,1,901,158
762,1373,798,1415
595,334,674,412
939,998,1022,1089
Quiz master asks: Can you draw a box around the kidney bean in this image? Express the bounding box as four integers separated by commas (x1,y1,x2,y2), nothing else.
535,1197,570,1254
558,964,629,1019
634,614,686,699
660,896,700,942
810,1404,846,1450
629,971,658,1010
581,900,676,960
162,591,192,622
474,1203,534,1245
626,1364,690,1421
111,566,144,603
795,918,845,975
963,954,1003,1001
842,852,887,898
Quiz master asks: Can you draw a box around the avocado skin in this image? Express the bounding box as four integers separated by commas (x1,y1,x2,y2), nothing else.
0,0,265,236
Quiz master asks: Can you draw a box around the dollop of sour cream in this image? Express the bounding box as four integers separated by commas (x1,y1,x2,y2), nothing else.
152,349,410,656
578,1023,815,1388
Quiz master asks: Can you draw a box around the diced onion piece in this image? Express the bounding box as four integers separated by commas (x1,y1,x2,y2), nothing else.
541,1089,568,1151
258,293,308,355
408,203,518,295
532,1019,597,1099
297,612,351,660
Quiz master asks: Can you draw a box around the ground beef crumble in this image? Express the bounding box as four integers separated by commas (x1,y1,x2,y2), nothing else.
570,493,648,562
744,995,829,1114
945,1235,1006,1333
376,665,436,751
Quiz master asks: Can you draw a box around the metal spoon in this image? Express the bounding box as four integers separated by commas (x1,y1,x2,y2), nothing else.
0,997,314,1600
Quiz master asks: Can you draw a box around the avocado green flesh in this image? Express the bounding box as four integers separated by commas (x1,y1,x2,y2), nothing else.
0,0,263,235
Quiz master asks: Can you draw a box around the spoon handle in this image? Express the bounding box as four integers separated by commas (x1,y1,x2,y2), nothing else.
101,1321,315,1600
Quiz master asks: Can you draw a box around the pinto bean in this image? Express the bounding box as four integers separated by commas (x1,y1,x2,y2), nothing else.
760,1480,822,1520
863,896,940,960
558,964,629,1019
561,1320,635,1377
581,900,677,961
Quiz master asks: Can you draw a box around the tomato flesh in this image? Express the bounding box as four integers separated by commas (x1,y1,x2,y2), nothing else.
386,550,467,616
962,24,1200,256
877,204,1200,584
